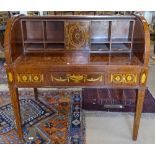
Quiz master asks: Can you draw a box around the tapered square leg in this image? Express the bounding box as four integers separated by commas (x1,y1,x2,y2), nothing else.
34,88,38,101
9,86,23,140
133,89,145,140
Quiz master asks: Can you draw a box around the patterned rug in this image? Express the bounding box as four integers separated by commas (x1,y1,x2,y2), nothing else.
0,58,7,84
0,90,85,144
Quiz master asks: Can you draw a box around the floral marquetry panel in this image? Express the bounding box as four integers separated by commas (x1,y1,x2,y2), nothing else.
65,21,90,50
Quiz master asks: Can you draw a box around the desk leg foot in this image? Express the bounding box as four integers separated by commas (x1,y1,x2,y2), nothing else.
34,88,38,101
133,89,145,141
9,87,23,141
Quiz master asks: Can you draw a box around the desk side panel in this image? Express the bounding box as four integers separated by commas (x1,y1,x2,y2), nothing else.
4,15,23,64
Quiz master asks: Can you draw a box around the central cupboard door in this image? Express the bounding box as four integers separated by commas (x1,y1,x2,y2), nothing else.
65,21,90,50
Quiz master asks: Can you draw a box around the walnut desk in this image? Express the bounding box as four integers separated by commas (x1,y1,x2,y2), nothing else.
4,15,150,141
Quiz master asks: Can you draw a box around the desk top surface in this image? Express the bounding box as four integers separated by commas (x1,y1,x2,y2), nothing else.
14,53,142,67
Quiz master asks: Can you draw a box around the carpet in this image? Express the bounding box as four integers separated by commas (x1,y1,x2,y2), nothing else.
0,58,7,84
0,90,85,144
82,88,155,113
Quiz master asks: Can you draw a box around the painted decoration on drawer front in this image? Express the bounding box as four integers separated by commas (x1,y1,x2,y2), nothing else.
111,73,137,84
51,74,103,83
17,74,43,83
65,22,89,50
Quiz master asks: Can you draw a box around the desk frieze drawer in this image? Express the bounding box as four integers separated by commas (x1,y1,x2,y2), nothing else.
109,73,139,86
50,72,104,85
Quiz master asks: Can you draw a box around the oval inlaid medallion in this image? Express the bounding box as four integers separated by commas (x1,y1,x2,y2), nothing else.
70,25,85,48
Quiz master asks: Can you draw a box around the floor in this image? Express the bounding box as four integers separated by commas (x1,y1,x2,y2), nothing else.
85,112,155,143
85,41,155,144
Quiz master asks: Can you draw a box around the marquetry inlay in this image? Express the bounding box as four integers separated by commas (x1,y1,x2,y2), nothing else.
141,73,147,84
17,74,43,83
65,22,89,50
111,73,137,84
51,74,103,83
8,72,13,82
